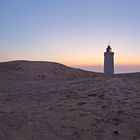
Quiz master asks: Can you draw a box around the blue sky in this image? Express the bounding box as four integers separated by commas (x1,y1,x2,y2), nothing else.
0,0,140,73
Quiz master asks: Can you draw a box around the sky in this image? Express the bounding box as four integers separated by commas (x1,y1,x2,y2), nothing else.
0,0,140,73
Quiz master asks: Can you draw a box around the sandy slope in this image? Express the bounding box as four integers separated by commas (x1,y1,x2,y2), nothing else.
0,61,140,140
0,60,98,81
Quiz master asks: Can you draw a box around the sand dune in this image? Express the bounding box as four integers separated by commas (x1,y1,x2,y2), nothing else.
0,60,99,81
0,61,140,140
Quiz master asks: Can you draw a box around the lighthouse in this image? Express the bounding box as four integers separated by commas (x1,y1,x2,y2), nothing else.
104,44,114,75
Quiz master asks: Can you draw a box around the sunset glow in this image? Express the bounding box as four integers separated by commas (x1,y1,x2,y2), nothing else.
0,0,140,73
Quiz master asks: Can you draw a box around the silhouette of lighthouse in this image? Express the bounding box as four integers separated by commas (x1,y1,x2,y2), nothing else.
104,44,114,74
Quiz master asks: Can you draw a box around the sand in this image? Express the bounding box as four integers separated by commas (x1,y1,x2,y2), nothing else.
0,61,140,140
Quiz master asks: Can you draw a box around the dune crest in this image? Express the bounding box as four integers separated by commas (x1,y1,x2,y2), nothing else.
0,60,99,81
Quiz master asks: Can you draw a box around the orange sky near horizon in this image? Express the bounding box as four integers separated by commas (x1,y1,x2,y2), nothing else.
0,53,140,67
0,40,140,67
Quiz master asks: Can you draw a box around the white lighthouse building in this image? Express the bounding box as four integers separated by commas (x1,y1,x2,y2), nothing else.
104,45,114,74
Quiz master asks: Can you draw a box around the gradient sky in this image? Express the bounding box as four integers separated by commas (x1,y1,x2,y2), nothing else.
0,0,140,73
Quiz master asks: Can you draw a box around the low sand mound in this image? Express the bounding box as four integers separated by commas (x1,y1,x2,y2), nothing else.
0,60,99,81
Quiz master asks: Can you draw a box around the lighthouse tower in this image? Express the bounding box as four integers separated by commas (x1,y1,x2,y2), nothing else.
104,44,114,75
